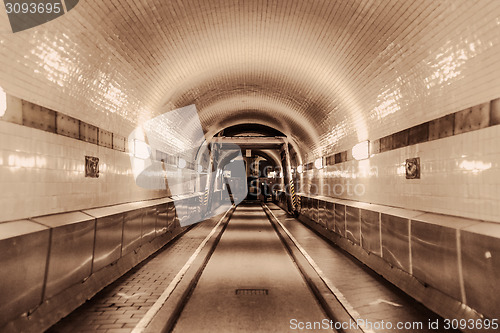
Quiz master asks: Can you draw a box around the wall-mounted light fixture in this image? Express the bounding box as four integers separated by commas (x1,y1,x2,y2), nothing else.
134,139,151,159
178,158,186,169
0,87,6,118
314,157,323,169
297,165,303,173
352,141,370,160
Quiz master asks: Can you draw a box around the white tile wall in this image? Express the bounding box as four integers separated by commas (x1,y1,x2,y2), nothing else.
0,121,171,222
302,125,500,223
0,1,499,162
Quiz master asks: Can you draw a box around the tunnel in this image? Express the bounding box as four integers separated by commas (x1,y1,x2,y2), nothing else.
0,1,499,332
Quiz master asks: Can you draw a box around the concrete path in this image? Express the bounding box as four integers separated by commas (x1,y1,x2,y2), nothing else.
172,203,332,333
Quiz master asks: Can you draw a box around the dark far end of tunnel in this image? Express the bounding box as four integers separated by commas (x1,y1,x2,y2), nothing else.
4,0,79,33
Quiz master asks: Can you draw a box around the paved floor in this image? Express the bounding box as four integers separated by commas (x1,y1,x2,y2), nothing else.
172,203,331,333
47,216,222,333
267,203,459,333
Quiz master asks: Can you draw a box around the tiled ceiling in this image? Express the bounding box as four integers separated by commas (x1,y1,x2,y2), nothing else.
1,0,500,160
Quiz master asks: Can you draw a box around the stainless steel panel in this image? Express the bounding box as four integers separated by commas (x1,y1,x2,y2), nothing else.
142,206,158,243
318,199,327,228
156,203,168,236
0,221,50,325
311,198,319,223
345,206,360,245
32,212,95,299
308,196,313,220
174,198,186,227
461,230,500,319
122,209,143,255
325,201,335,231
167,202,176,230
334,203,345,236
411,220,461,300
56,113,80,139
381,214,410,272
308,197,314,220
360,209,381,256
301,196,309,219
92,213,123,272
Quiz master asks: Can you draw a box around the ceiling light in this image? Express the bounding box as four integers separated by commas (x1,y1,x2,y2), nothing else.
134,140,151,159
0,87,6,118
314,158,323,169
178,158,186,169
352,141,370,160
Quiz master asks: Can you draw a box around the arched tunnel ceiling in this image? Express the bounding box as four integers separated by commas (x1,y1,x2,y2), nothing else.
1,1,500,160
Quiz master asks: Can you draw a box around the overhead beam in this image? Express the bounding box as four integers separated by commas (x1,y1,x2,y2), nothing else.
210,136,287,149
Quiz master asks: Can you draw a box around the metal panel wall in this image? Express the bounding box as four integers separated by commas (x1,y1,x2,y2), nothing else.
156,203,168,236
411,220,461,300
302,196,309,219
142,206,158,243
325,201,334,231
98,128,113,149
22,101,56,133
381,214,410,272
79,122,98,144
311,198,319,223
122,209,144,255
318,199,327,228
345,206,360,245
334,203,345,237
32,212,95,299
92,213,124,272
461,226,500,320
0,221,50,326
56,113,80,139
360,209,381,256
167,202,176,230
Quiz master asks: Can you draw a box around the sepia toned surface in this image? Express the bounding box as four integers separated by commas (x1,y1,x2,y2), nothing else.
0,1,499,332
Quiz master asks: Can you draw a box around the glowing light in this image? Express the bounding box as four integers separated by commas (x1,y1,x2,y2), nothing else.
396,163,406,176
0,87,6,117
178,158,186,169
8,155,35,168
197,164,203,173
352,141,370,160
134,140,151,159
459,160,491,173
314,158,323,169
297,165,303,173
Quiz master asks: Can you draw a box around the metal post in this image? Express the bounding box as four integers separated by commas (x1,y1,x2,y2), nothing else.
282,141,297,215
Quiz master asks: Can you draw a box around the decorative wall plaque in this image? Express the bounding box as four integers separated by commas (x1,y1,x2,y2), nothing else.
406,157,420,179
85,156,99,178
